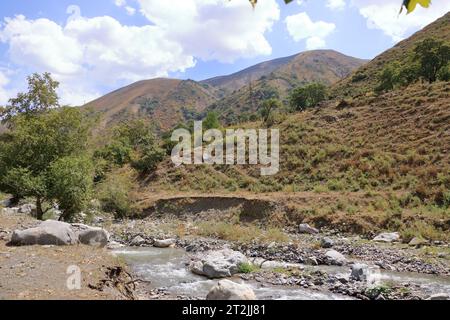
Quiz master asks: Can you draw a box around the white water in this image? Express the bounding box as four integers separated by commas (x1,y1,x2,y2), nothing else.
113,247,450,300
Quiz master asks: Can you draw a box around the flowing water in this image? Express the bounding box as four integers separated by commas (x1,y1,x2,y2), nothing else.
113,247,450,300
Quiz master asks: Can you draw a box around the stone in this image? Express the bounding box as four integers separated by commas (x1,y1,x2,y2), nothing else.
306,256,319,266
427,293,449,301
408,237,428,247
321,237,334,248
18,204,37,215
72,224,109,247
130,235,146,247
154,239,176,248
206,280,256,300
190,249,248,279
10,220,78,246
299,223,319,235
350,263,369,281
325,250,347,266
107,241,125,250
373,232,400,243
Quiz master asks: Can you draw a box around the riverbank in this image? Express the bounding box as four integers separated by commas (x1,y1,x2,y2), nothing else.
0,211,133,300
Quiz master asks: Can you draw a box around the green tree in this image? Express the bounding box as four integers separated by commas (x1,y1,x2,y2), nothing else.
203,111,221,130
95,119,164,174
260,98,281,124
0,106,92,220
414,38,450,83
375,63,400,93
289,83,328,111
0,72,59,123
437,63,450,81
48,156,93,221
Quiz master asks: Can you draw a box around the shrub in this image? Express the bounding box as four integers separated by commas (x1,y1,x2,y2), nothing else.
97,171,138,218
289,83,328,111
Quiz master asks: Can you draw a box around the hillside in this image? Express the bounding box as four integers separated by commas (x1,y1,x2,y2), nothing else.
83,50,365,130
201,53,298,94
207,50,366,123
84,78,220,131
333,11,450,98
133,14,450,240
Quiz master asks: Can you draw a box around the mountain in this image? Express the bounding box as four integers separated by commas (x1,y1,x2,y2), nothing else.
141,14,450,238
201,54,298,94
207,50,367,123
83,50,366,130
84,78,219,131
333,12,450,98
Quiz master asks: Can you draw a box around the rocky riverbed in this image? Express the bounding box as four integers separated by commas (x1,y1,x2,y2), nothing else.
103,215,450,301
1,202,449,300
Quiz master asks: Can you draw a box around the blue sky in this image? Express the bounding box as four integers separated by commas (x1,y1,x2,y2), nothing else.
0,0,449,105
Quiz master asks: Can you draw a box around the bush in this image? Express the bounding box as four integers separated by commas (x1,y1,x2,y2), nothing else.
48,156,94,221
97,171,138,218
289,83,328,111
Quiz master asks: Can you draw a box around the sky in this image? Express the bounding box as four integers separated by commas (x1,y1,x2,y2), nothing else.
0,0,449,106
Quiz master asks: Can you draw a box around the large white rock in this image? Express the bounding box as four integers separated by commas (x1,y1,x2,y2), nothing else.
299,223,319,235
72,224,109,247
325,250,347,266
206,280,256,300
154,239,176,248
373,232,400,243
190,249,249,279
11,220,78,246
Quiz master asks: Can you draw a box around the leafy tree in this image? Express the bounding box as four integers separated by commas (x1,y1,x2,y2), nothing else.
437,63,450,81
289,83,328,111
375,63,400,93
203,111,221,130
0,72,59,123
260,98,281,124
48,156,93,221
414,38,450,83
0,107,92,220
95,119,164,174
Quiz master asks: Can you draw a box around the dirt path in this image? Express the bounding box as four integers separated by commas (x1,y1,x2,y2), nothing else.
0,213,129,300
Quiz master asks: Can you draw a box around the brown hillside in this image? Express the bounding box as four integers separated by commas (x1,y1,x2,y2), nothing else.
333,11,450,98
208,50,367,123
84,78,219,131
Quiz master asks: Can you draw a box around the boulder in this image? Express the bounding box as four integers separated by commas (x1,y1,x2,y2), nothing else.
350,263,369,281
72,224,109,247
130,235,147,247
325,250,347,266
206,280,256,300
299,223,319,235
408,237,428,247
154,239,176,248
10,220,78,246
321,237,334,248
373,232,400,243
18,204,37,215
190,249,249,279
107,241,125,250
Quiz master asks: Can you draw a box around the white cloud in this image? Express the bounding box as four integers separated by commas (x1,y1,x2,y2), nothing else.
125,6,136,15
114,0,126,7
137,0,280,63
0,13,196,105
327,0,346,11
0,2,281,104
285,12,335,50
306,37,326,50
351,0,450,42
